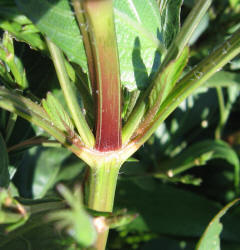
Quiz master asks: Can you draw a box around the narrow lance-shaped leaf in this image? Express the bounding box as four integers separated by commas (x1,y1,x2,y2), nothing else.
0,132,10,188
159,0,183,48
134,46,189,138
42,92,74,134
196,199,240,250
83,0,122,151
0,87,71,149
0,88,116,168
159,140,240,191
46,38,95,148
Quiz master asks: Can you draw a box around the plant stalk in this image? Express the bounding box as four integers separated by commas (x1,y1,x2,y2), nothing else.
46,37,95,148
87,159,121,250
82,0,122,151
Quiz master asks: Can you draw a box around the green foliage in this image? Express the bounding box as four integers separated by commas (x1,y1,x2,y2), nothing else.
0,0,240,249
42,92,75,134
16,0,87,70
196,199,240,250
48,184,97,247
0,132,9,187
159,0,183,48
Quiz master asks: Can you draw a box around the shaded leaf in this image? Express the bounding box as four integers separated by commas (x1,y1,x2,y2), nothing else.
0,5,47,51
0,132,10,187
160,140,240,191
14,146,84,199
196,199,240,250
16,0,87,69
115,178,240,242
159,0,183,48
204,71,240,88
0,213,68,250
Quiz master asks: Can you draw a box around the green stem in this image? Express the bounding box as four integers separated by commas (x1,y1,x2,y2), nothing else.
87,158,121,250
88,164,120,212
72,0,97,96
46,38,95,148
82,0,122,151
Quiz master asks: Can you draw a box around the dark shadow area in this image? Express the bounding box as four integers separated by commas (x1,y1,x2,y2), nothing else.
15,0,61,25
132,37,149,90
131,33,162,91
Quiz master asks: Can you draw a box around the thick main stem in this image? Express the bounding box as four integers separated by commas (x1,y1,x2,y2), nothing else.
88,164,120,212
87,159,121,250
83,0,122,151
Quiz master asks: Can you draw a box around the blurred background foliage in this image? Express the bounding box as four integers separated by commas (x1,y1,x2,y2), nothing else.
0,0,240,249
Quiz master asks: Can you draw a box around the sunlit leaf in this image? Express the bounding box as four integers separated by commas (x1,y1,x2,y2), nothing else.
42,92,74,133
149,46,189,112
16,0,165,91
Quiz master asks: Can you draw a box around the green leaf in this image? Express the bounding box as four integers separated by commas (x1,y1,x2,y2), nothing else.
48,184,97,247
16,0,164,91
159,0,183,48
42,92,74,134
204,71,240,88
0,132,10,188
115,178,240,242
149,46,189,113
160,140,240,191
196,199,240,250
0,5,47,51
14,146,84,199
0,213,69,250
16,0,88,70
114,0,165,90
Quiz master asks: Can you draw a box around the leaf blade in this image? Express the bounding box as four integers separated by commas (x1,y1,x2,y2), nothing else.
0,132,10,187
196,199,240,250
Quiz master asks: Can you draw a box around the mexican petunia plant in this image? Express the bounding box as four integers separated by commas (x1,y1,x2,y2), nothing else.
0,0,240,249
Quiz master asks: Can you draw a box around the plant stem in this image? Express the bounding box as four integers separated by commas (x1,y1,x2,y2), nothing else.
87,159,121,250
88,164,120,212
46,37,95,148
72,0,97,97
82,0,122,151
